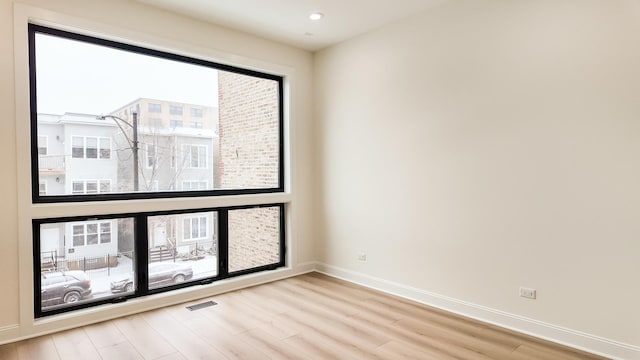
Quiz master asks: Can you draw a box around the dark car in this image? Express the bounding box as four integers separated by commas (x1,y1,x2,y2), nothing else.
111,262,193,293
41,270,92,308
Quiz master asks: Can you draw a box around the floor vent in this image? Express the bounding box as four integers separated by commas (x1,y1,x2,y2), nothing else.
186,300,217,311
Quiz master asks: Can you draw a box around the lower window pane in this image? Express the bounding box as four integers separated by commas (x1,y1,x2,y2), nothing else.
229,206,281,273
39,218,135,312
147,212,218,290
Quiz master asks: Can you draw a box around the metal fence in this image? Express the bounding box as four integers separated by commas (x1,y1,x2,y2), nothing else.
41,251,134,276
149,240,216,263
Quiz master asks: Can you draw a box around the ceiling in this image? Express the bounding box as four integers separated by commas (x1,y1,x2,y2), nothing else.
137,0,447,51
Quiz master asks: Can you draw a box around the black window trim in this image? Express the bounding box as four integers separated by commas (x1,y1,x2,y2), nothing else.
33,203,286,318
29,23,285,204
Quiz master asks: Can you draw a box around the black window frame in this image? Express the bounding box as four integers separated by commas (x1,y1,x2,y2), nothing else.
29,24,285,203
33,203,286,318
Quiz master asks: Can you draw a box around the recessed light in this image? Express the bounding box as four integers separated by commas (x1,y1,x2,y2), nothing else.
309,12,324,21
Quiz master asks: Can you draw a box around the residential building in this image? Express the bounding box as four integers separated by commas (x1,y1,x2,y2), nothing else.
37,113,120,269
37,113,118,197
109,98,217,134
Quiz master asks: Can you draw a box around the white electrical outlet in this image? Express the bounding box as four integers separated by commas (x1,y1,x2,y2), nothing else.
357,252,367,261
519,287,536,299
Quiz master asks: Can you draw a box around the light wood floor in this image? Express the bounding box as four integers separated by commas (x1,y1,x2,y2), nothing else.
0,273,607,360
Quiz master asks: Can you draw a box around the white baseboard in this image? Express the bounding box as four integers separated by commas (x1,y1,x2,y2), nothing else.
315,262,639,360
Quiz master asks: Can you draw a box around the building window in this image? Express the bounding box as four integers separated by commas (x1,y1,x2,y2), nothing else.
169,105,183,115
37,135,48,155
72,180,111,194
72,221,111,246
183,216,207,240
148,103,162,113
71,136,110,159
182,180,207,191
182,145,207,169
149,118,163,127
29,24,285,318
190,108,203,117
169,120,183,128
100,138,111,159
39,180,47,195
146,144,156,168
100,223,111,244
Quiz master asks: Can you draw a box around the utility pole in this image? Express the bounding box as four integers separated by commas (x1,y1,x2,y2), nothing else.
132,110,139,191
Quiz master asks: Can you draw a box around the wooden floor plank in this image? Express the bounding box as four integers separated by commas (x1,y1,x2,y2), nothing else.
16,336,60,360
96,341,143,360
83,320,128,349
51,327,101,360
238,328,309,360
0,342,17,360
163,302,270,359
375,339,458,360
141,309,228,360
113,314,177,359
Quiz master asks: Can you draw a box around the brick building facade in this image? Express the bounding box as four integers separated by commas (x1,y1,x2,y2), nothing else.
217,71,281,271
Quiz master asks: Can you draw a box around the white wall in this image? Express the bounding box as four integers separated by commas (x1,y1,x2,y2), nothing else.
314,0,640,357
1,0,315,342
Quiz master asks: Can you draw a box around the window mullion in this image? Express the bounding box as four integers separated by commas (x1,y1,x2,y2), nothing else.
218,210,228,278
136,214,149,296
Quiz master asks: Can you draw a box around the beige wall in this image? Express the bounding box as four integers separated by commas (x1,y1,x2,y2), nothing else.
0,0,20,330
1,0,315,341
314,0,639,350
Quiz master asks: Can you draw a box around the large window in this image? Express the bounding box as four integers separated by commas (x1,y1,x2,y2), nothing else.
34,205,283,317
29,24,286,317
31,25,282,201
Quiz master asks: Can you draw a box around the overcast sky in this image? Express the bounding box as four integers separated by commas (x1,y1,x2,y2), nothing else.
35,33,219,115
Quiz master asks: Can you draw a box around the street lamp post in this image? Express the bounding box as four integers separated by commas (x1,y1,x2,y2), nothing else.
97,111,140,191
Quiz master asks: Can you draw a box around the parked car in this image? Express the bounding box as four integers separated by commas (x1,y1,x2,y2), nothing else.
110,262,193,293
41,270,92,308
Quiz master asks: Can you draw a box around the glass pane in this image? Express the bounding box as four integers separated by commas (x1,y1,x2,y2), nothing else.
72,182,83,194
39,218,136,313
148,212,218,290
71,137,84,158
86,181,98,194
100,180,111,193
85,137,98,158
100,223,111,244
33,28,281,198
100,138,110,159
228,206,281,273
